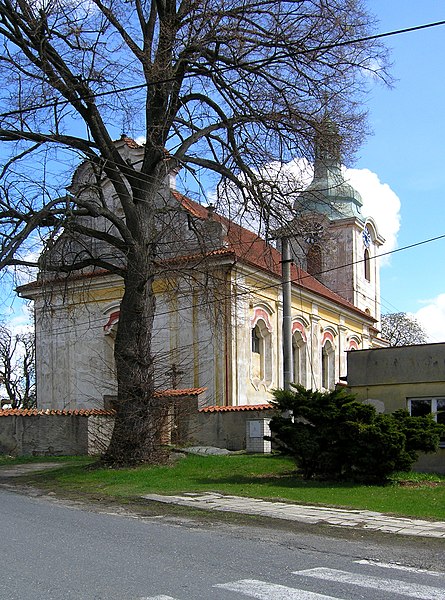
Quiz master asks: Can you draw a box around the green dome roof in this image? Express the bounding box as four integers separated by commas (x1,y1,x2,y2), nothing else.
294,123,364,221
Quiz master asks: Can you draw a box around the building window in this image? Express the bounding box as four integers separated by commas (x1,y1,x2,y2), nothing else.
251,325,261,354
322,340,335,389
408,397,445,448
307,245,322,276
364,249,371,281
250,318,272,386
348,336,360,351
292,331,307,387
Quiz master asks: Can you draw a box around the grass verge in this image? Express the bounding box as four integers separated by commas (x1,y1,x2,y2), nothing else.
3,453,445,521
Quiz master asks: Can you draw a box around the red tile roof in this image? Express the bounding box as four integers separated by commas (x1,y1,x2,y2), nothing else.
120,136,141,149
173,192,375,321
154,387,207,398
0,390,206,417
199,403,273,413
0,408,115,417
18,185,375,322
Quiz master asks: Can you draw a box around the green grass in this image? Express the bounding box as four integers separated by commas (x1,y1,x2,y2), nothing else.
0,455,89,466
9,453,445,521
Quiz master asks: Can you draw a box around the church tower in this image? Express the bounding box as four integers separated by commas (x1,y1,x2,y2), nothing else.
289,122,384,322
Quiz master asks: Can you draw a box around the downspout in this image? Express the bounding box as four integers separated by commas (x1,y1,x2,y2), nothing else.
224,267,231,406
282,237,293,390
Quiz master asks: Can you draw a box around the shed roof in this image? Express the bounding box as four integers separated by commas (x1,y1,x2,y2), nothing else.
199,404,273,413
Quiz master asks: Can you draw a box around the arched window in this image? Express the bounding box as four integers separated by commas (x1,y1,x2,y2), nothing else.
251,326,261,354
348,337,360,351
322,340,335,389
250,316,273,387
307,244,322,276
364,248,371,281
292,331,307,386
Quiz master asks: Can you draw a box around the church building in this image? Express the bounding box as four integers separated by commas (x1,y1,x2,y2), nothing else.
19,133,387,411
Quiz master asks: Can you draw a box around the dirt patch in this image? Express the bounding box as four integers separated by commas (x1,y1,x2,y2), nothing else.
0,462,68,478
398,480,444,488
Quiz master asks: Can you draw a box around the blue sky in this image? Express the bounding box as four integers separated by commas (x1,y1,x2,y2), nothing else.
354,1,445,340
2,1,445,341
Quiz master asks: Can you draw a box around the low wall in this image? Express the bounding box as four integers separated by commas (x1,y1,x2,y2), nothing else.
0,410,115,456
413,450,445,475
2,405,443,473
0,403,275,456
189,404,275,451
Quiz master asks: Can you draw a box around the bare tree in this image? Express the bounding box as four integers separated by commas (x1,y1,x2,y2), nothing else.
0,325,36,409
380,312,428,347
0,0,390,465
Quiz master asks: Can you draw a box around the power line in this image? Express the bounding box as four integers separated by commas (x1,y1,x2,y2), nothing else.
2,12,445,332
0,79,177,119
312,19,445,52
12,227,445,338
1,19,444,120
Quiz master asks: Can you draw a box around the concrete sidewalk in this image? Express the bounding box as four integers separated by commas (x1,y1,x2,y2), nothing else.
142,492,445,539
2,462,444,539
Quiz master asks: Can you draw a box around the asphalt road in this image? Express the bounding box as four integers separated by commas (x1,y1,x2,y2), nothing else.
0,487,444,600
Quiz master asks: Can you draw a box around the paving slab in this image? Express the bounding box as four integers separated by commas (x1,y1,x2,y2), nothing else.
142,492,445,539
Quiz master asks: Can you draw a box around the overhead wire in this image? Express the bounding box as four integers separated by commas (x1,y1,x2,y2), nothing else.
2,16,445,335
0,18,444,120
12,228,445,339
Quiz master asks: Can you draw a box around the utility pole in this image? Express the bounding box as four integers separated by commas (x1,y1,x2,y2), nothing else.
282,237,293,390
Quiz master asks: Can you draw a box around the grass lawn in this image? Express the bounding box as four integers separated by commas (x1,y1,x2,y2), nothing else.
4,452,445,521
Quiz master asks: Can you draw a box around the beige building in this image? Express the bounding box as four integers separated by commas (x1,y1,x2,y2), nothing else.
347,343,445,472
19,135,387,411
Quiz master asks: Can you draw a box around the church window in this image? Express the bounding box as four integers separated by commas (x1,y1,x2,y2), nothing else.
364,249,371,281
250,316,273,385
322,340,335,389
292,331,307,387
307,244,322,276
348,337,360,351
252,325,261,354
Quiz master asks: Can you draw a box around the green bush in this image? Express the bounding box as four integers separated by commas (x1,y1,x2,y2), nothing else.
268,386,444,483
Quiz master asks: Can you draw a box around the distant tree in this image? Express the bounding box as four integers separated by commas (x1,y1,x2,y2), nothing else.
0,325,36,409
380,312,428,347
268,385,443,483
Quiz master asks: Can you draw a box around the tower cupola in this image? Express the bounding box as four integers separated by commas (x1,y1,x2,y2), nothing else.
295,121,364,221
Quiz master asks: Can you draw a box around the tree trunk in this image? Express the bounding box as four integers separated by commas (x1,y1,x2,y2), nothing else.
103,195,166,465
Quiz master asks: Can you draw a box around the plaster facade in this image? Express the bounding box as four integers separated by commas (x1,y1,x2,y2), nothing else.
19,134,386,412
347,344,445,473
23,242,376,410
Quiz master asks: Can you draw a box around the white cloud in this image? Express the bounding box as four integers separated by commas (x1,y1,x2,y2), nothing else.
8,304,33,337
278,162,401,265
1,301,33,337
345,167,401,264
414,295,445,343
209,159,402,262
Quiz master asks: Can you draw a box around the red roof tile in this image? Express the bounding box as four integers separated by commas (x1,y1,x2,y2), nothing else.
0,408,115,417
173,192,375,321
118,135,142,149
154,387,207,398
18,187,375,322
0,389,206,417
199,403,273,413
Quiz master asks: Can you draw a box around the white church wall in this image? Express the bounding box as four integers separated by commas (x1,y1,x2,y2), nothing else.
35,290,118,410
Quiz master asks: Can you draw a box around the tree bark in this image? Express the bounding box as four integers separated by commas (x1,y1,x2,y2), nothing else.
103,187,165,464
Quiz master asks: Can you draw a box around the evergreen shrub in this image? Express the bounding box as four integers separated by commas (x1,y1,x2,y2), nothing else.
268,386,444,483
